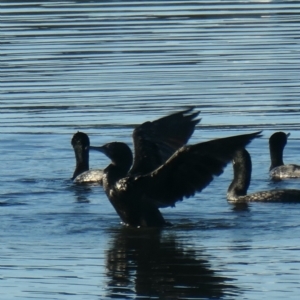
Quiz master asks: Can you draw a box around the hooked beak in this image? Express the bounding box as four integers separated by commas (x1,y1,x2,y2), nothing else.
90,145,106,154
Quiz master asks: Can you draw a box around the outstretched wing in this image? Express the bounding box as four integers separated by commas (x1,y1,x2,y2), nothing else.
134,131,262,207
129,107,200,176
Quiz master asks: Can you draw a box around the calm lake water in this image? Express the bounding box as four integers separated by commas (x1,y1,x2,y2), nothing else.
1,1,300,299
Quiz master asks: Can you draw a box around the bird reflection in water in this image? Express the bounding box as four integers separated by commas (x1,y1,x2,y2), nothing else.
105,228,239,299
70,184,96,203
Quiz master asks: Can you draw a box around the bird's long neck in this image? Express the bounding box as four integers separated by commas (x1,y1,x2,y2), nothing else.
72,148,89,179
269,146,284,170
227,150,251,200
103,162,131,187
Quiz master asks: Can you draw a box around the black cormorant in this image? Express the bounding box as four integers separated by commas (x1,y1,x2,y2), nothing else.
71,131,103,183
269,132,300,179
91,108,262,227
228,148,300,203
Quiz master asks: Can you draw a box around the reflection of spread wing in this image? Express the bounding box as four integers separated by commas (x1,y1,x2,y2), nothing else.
129,107,200,176
106,229,238,299
135,131,262,207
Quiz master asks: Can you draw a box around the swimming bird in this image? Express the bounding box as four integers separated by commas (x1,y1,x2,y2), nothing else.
227,148,300,203
91,109,261,227
71,131,104,184
269,131,300,179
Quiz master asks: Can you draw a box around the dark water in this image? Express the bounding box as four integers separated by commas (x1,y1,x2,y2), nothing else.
2,1,300,299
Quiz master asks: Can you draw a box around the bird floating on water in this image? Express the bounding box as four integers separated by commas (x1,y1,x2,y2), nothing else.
71,131,103,184
227,148,300,203
91,107,262,227
269,131,300,179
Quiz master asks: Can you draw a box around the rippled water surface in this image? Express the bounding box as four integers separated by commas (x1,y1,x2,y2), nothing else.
2,1,300,299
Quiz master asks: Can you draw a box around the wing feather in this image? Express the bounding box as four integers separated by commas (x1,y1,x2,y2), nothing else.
134,131,262,207
129,107,200,175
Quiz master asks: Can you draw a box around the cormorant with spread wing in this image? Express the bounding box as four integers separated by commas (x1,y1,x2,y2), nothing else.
91,108,261,227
